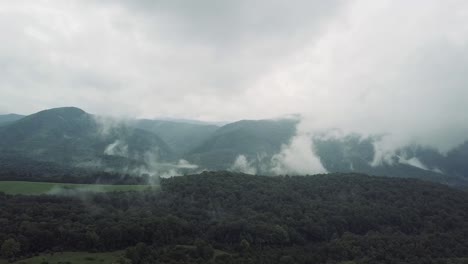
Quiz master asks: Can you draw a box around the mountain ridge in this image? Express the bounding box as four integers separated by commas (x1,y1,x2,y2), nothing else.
0,106,467,187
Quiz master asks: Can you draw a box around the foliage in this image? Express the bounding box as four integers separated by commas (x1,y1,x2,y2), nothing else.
2,251,124,264
0,154,151,184
0,172,467,263
0,181,153,195
1,239,20,258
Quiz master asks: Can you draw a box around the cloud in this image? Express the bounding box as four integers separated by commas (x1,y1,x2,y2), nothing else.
230,155,257,175
0,0,346,120
251,0,468,163
104,140,128,157
398,157,428,171
271,134,327,175
1,0,468,157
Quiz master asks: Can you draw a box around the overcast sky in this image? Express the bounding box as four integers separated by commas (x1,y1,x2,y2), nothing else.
1,0,468,150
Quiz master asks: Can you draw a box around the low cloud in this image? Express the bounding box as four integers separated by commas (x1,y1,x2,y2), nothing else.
230,155,257,175
271,133,327,175
104,140,128,157
398,157,428,171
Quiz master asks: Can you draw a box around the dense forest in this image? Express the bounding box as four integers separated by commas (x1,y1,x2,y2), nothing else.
1,172,468,263
0,154,150,185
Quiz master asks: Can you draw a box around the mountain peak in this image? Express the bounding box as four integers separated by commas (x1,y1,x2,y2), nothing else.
34,107,87,117
6,106,92,135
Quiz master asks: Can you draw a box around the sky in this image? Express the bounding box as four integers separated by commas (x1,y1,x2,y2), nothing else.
1,0,468,152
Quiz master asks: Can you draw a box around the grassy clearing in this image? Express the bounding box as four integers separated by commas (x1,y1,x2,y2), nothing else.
0,181,156,195
0,251,125,264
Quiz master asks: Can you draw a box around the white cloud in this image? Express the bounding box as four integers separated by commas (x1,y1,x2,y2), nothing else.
1,0,468,156
104,140,128,157
271,134,327,175
230,155,257,175
399,157,428,171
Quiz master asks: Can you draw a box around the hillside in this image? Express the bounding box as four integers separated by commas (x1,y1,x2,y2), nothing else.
136,119,218,155
1,107,468,187
187,118,298,169
0,107,173,172
1,172,467,263
0,114,24,126
314,134,468,187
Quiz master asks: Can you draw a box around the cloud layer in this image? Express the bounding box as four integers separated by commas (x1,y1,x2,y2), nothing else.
1,0,468,154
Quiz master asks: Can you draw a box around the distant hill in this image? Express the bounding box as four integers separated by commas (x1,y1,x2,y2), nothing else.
0,113,24,126
439,141,468,178
0,107,173,172
136,119,219,155
1,106,467,187
183,120,467,186
313,134,468,187
187,118,298,169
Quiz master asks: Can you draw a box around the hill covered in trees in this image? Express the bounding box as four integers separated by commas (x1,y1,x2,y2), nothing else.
2,107,468,187
187,119,298,170
1,172,467,263
0,107,174,173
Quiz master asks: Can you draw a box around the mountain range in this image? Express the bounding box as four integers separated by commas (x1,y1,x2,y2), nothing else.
0,106,467,187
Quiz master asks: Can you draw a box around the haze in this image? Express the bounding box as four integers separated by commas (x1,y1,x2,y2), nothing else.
1,0,468,153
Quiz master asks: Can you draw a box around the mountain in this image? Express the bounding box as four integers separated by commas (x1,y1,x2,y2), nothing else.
136,119,219,155
313,134,468,187
0,107,174,172
0,113,24,126
438,141,468,178
152,117,227,126
183,120,467,186
1,106,467,187
393,142,468,181
187,118,298,169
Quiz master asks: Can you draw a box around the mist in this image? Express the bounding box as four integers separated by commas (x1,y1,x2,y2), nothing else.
1,0,468,177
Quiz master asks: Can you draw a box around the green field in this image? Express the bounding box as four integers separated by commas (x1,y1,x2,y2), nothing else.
0,251,125,264
0,181,155,195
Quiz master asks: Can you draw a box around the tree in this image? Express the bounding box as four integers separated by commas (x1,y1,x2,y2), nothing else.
280,255,295,264
85,230,100,250
1,238,20,258
195,239,214,260
239,239,250,256
125,242,149,264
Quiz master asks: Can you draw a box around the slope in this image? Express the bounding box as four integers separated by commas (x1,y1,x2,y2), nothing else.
136,119,218,155
0,107,174,172
187,118,298,169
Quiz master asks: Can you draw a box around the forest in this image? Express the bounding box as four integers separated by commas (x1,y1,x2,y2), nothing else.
1,172,468,263
0,155,149,185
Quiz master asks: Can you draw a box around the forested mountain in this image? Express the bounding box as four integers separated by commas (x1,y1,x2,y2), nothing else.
1,107,468,187
187,118,298,169
434,141,468,178
136,119,218,155
313,134,468,187
0,107,173,172
0,114,24,126
1,172,467,263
